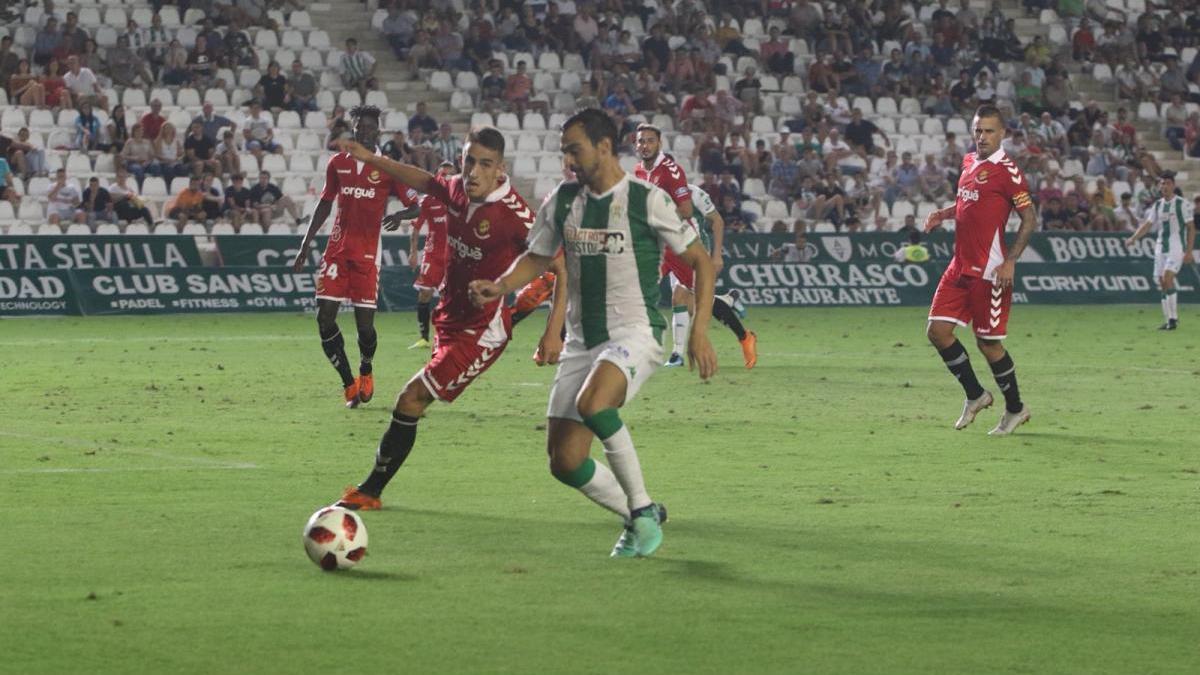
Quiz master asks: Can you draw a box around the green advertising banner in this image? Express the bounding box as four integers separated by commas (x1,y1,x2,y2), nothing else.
0,269,79,315
214,235,417,268
0,236,204,271
62,266,421,316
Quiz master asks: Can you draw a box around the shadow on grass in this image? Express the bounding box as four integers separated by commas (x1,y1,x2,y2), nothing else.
327,569,418,583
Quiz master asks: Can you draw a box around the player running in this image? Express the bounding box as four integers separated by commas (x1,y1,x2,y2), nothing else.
331,127,561,511
922,105,1036,436
292,105,420,408
1124,171,1195,331
634,124,757,368
686,182,758,362
407,161,456,349
470,109,718,558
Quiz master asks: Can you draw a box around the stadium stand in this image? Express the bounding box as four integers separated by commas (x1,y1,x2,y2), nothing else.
0,0,1197,235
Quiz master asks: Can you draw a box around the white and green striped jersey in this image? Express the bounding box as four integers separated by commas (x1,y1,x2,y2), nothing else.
528,174,697,349
688,184,717,250
1146,195,1193,254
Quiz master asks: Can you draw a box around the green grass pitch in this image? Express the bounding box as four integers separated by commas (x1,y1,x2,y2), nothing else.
1,306,1196,674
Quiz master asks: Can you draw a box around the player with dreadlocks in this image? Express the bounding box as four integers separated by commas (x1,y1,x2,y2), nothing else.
293,105,421,407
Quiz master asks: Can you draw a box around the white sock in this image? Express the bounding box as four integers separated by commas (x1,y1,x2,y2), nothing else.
601,426,652,513
1168,292,1178,320
579,462,630,520
671,307,690,355
1162,296,1171,322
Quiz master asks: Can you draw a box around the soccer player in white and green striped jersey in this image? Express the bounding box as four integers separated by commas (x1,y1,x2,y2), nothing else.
469,109,718,558
1125,172,1196,330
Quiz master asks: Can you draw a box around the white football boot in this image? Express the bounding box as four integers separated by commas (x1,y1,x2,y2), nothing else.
988,405,1031,436
954,391,994,430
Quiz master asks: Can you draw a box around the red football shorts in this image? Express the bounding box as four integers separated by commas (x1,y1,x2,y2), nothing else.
413,251,446,291
661,249,693,290
928,266,1012,340
513,272,555,314
316,257,378,308
417,320,512,403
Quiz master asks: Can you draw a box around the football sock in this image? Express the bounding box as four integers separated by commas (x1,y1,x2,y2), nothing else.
1165,288,1178,320
583,409,652,513
671,305,690,355
712,295,748,341
1161,292,1171,322
552,456,630,519
357,326,377,376
319,324,356,387
359,412,420,496
417,301,431,340
988,351,1023,413
937,340,986,400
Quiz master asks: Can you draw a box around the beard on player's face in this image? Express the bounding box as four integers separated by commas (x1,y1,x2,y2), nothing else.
354,119,380,148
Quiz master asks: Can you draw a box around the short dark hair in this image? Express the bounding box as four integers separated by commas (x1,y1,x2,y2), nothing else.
975,104,1004,123
563,108,619,155
635,123,662,139
349,105,382,123
467,126,506,157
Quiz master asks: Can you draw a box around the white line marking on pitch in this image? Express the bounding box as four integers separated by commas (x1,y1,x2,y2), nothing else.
0,335,309,347
0,430,259,471
0,465,258,475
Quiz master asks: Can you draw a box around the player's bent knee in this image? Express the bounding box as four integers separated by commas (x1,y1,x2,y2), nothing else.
395,379,434,416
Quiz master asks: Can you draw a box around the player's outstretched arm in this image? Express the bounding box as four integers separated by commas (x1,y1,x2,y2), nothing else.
468,251,555,308
535,255,568,366
995,205,1038,289
382,204,421,231
334,140,434,193
291,199,333,271
680,240,718,380
922,205,954,233
1125,216,1152,247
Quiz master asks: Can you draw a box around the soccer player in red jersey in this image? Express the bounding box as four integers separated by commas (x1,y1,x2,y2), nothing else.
922,105,1036,435
331,127,563,510
292,106,420,408
407,161,456,350
634,124,757,368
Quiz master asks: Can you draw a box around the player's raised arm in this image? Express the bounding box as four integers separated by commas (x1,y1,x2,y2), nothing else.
469,251,556,307
335,139,435,194
534,254,568,366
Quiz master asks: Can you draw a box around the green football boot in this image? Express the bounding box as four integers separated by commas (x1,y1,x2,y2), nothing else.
610,524,638,558
630,503,665,557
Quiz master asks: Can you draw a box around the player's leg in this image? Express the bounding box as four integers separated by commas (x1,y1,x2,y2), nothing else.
511,272,555,326
666,279,691,367
712,293,757,368
341,375,436,508
315,298,358,403
353,305,377,403
411,287,434,348
977,337,1030,435
1161,268,1178,329
546,416,631,521
928,319,993,429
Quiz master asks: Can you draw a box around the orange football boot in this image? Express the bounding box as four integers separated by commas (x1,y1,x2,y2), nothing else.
343,380,361,408
357,373,374,404
740,331,758,369
513,272,556,314
337,486,382,511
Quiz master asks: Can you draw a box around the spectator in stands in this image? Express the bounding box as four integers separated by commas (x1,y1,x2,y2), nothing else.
286,61,319,113
1015,72,1041,114
406,30,440,71
59,11,87,56
168,175,206,226
480,59,506,113
809,53,840,94
107,167,154,228
1185,112,1200,159
74,102,102,152
919,154,951,202
78,38,106,80
140,100,166,142
45,168,85,226
340,38,377,97
64,55,107,110
429,124,462,167
199,172,225,223
185,121,222,177
1072,17,1096,62
1035,112,1067,157
950,69,975,113
573,5,599,59
504,60,535,115
0,155,20,209
892,152,921,203
381,129,411,163
10,59,46,107
381,5,416,59
242,100,281,158
80,177,114,227
120,124,154,186
642,23,670,74
187,35,221,90
0,36,20,90
844,108,888,157
760,26,794,76
215,129,242,177
768,151,799,202
5,128,46,179
711,88,745,139
143,14,173,79
33,18,61,67
107,35,152,89
403,101,435,137
1163,94,1188,150
1113,192,1140,231
256,61,289,111
224,173,253,232
249,170,302,228
974,70,997,106
161,38,190,85
821,128,854,173
406,127,440,173
150,122,187,181
1040,195,1073,230
1041,73,1073,117
224,19,258,70
193,103,234,144
734,67,763,115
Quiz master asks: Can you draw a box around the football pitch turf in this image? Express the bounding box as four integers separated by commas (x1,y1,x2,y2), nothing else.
1,306,1196,674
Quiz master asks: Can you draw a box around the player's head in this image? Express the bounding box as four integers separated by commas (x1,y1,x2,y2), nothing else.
1159,171,1176,196
971,104,1005,158
461,126,506,201
561,108,620,188
634,123,662,162
349,105,383,148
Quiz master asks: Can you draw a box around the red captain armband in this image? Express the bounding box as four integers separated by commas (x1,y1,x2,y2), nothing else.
1012,191,1033,211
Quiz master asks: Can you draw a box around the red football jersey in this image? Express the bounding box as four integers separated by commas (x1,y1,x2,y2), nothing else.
424,173,534,333
320,151,419,263
414,194,449,266
951,149,1033,279
634,152,692,208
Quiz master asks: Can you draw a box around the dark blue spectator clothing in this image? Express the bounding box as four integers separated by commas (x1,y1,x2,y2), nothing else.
249,183,284,206
407,113,438,136
192,113,234,143
257,73,288,109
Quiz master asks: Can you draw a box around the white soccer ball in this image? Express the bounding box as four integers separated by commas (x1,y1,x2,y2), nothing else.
303,506,368,571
